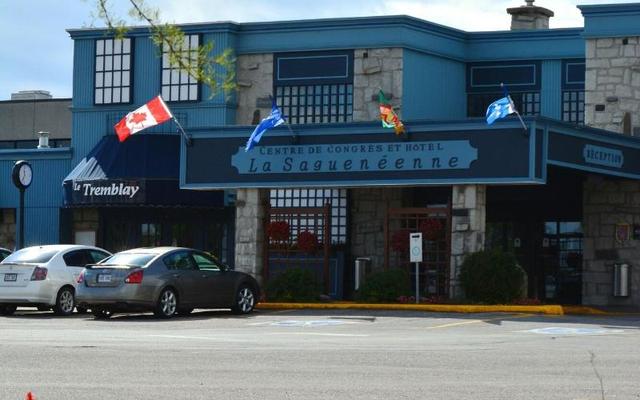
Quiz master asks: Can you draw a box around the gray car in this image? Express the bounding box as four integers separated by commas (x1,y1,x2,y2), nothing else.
76,247,260,319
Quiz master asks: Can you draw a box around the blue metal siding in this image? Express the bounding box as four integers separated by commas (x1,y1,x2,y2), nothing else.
402,50,466,120
72,39,95,108
134,36,161,104
0,156,71,247
541,60,562,119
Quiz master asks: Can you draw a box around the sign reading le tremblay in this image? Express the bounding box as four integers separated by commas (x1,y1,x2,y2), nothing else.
70,180,145,205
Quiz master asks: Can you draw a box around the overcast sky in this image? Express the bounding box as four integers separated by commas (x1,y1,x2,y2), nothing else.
0,0,635,100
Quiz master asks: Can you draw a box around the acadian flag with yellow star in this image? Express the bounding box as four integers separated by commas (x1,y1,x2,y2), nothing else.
378,90,405,135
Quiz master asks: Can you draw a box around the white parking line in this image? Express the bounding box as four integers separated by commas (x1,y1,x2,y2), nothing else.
267,332,369,337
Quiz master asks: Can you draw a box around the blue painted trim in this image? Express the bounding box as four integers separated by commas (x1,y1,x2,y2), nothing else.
542,125,549,182
548,160,640,180
579,3,640,38
469,63,537,88
69,16,585,63
0,148,72,161
565,62,585,85
529,122,536,180
276,54,350,81
181,177,545,190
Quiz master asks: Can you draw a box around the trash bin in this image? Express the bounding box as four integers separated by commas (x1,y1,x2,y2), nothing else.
354,258,371,291
613,263,630,297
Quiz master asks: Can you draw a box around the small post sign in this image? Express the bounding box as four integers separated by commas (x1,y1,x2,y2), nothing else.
410,233,422,304
410,233,423,263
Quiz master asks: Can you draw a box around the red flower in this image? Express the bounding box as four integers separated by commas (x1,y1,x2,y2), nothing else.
419,218,444,241
297,231,319,254
267,221,290,242
391,229,411,253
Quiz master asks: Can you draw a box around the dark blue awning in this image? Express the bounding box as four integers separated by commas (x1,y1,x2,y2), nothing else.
63,134,223,207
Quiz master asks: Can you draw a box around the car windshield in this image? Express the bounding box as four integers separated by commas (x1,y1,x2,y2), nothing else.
2,248,58,264
99,253,155,267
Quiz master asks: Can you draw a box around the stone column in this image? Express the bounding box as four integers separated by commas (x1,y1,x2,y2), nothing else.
450,185,486,298
234,188,268,284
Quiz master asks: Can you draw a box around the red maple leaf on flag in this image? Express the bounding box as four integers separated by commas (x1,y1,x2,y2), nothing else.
128,112,147,124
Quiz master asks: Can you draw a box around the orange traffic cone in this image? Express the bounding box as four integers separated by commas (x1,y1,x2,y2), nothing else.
25,392,36,400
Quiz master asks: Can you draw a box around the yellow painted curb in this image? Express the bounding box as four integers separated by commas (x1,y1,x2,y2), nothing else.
257,302,566,315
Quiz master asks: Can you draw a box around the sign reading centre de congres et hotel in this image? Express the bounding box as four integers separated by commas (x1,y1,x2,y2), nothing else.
184,127,541,189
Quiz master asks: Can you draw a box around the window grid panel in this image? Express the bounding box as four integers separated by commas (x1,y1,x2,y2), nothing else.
562,90,585,125
270,188,348,244
94,38,131,105
275,83,353,124
467,91,540,118
161,34,199,102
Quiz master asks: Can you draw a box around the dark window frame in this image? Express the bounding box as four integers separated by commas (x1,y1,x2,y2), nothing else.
94,37,133,105
161,34,201,103
274,50,354,125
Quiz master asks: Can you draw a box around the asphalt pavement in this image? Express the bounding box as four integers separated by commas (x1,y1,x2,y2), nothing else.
0,308,638,400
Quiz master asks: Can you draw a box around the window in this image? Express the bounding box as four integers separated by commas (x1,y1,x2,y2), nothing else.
562,60,585,125
562,91,585,124
100,253,154,267
88,250,111,264
467,92,539,118
270,188,348,244
161,35,199,102
274,51,354,124
467,61,540,118
141,223,161,247
3,248,58,264
163,251,197,271
95,38,132,104
192,252,221,271
63,250,89,267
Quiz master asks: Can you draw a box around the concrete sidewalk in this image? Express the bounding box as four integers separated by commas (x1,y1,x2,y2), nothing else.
257,302,638,316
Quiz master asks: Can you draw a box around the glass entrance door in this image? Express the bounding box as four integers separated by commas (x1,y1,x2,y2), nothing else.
486,220,583,304
540,221,583,304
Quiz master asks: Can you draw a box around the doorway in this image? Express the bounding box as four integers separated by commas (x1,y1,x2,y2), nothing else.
486,168,584,304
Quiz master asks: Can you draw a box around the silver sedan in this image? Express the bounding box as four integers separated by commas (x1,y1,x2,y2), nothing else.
76,247,260,319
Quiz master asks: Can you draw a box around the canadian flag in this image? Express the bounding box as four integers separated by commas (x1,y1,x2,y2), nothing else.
114,95,173,142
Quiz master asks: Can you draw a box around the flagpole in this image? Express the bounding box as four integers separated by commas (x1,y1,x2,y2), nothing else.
501,83,528,136
172,116,192,146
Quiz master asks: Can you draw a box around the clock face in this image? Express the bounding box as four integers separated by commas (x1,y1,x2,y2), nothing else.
19,164,32,187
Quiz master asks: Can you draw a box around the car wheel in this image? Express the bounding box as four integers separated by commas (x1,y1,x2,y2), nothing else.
91,308,113,320
154,288,178,319
232,285,256,314
0,305,17,316
177,308,194,316
54,287,75,316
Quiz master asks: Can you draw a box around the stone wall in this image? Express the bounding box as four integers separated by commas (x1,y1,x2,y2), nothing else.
582,176,640,306
449,185,486,298
350,188,404,272
353,48,404,122
235,54,274,125
585,37,640,134
234,188,268,283
583,35,640,307
0,209,16,250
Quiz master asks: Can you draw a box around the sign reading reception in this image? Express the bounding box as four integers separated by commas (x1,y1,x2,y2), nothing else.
184,125,539,189
232,141,477,175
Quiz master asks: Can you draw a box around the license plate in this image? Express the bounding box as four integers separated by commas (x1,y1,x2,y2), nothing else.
97,274,112,283
4,273,17,282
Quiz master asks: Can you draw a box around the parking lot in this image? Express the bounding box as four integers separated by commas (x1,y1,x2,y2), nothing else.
0,308,639,400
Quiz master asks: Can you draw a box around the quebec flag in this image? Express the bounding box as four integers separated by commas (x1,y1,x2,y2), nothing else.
485,96,515,125
245,100,286,152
